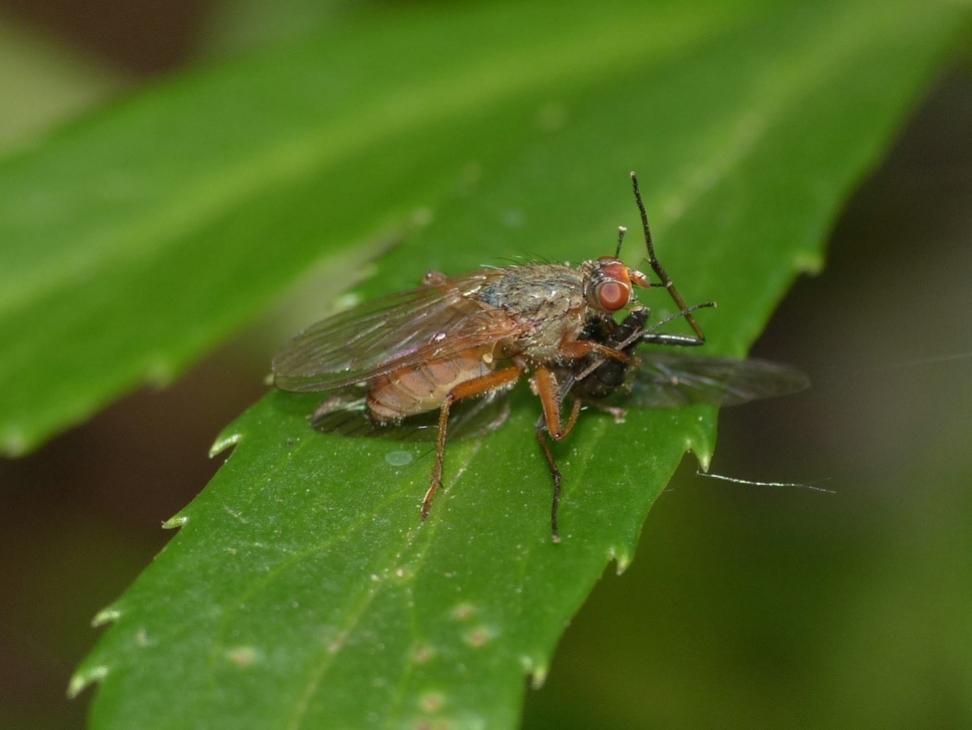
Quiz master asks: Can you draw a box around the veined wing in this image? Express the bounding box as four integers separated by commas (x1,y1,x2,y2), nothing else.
615,352,809,408
272,270,520,392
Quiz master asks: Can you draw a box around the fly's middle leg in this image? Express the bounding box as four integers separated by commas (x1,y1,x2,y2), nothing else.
534,367,583,543
421,366,523,520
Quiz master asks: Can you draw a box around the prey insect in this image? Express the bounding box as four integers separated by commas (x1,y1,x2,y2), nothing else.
272,172,807,541
540,305,809,537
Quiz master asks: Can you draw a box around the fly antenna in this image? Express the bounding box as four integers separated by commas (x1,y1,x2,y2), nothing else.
615,226,627,258
630,171,706,342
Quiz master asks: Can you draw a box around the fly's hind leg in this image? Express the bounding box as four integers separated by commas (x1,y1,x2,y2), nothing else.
421,366,523,520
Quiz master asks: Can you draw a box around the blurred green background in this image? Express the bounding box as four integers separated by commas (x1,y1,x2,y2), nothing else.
0,2,969,728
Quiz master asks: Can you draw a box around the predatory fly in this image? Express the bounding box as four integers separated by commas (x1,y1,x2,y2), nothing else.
272,173,808,541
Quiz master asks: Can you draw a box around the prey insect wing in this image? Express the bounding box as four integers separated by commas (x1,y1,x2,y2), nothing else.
594,351,809,409
272,270,519,393
559,307,807,409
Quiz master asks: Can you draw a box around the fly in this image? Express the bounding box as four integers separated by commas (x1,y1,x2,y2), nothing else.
272,172,808,542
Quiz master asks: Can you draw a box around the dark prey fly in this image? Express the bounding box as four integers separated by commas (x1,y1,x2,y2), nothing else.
272,173,808,541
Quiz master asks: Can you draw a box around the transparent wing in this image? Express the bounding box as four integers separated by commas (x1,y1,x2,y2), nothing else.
608,352,809,408
272,271,519,393
309,389,513,442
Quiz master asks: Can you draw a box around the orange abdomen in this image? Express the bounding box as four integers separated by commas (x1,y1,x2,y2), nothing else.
367,347,493,422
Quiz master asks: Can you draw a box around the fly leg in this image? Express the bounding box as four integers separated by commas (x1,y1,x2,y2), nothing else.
559,339,633,364
422,366,523,520
534,367,583,543
630,171,707,343
534,422,562,541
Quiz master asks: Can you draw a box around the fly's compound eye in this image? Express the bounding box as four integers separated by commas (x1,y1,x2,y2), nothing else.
595,280,630,311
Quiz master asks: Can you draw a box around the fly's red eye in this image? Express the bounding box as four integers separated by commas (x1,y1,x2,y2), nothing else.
596,281,629,311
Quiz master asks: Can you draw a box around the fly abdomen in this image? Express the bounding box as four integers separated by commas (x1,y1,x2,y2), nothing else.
367,348,493,422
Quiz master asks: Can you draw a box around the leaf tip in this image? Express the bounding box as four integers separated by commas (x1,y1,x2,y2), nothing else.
67,664,108,699
793,250,825,276
209,430,242,459
91,606,122,628
694,447,712,473
144,356,176,387
685,434,713,473
519,655,549,689
162,513,189,530
608,546,632,575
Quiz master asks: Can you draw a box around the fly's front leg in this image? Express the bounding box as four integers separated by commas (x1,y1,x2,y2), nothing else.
422,366,522,520
559,338,633,365
533,367,583,543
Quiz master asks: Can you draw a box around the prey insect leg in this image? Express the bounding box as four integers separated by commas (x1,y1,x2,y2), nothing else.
606,301,717,356
639,333,705,347
534,367,583,542
630,171,707,343
422,366,523,520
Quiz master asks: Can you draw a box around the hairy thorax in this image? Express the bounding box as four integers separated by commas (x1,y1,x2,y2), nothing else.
473,264,589,364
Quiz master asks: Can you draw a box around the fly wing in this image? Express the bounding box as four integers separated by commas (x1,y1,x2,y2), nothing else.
272,270,519,392
616,352,809,408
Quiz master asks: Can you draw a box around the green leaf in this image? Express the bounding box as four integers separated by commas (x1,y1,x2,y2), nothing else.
58,0,961,727
0,0,711,457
